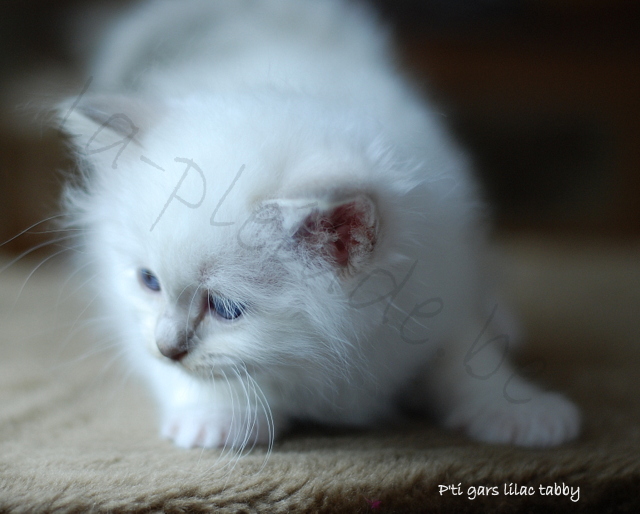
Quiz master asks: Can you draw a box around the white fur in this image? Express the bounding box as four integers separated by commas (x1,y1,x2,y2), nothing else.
60,0,580,450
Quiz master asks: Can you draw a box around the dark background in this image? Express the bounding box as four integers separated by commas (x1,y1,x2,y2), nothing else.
1,0,639,255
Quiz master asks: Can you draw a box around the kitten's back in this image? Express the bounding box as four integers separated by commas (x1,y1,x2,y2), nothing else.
92,0,388,96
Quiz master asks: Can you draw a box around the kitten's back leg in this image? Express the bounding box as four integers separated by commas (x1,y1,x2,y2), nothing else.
422,316,581,447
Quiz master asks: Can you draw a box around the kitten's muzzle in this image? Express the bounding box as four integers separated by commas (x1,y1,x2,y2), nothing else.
155,317,194,362
157,340,189,361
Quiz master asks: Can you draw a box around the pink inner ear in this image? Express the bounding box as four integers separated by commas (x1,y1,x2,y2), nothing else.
295,197,378,268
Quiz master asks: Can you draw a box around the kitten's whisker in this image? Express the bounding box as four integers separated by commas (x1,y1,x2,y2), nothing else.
242,367,275,470
176,279,200,305
222,364,248,474
63,290,103,350
0,234,77,275
230,363,254,456
55,259,102,305
8,314,116,347
243,367,267,460
220,369,241,468
27,228,83,235
214,367,233,465
0,214,66,248
50,336,122,372
242,369,265,461
111,364,137,405
97,346,134,382
12,246,78,309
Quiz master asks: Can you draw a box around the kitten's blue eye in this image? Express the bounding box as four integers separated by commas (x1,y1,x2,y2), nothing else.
209,295,245,320
140,269,161,292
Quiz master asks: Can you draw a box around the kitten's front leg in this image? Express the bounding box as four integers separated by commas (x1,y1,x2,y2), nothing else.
160,401,275,449
146,360,279,449
427,321,581,447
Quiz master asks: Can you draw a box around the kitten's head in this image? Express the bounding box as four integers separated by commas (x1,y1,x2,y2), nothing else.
59,92,414,380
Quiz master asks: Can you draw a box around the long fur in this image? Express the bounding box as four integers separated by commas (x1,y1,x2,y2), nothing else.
59,0,580,451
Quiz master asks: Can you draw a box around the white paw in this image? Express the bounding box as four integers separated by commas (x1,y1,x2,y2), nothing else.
161,407,274,449
445,392,581,448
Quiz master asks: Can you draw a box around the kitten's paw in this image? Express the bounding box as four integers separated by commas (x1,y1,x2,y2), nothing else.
445,392,581,448
161,408,274,449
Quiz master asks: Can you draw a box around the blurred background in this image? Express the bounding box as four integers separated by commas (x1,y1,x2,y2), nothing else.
1,0,639,256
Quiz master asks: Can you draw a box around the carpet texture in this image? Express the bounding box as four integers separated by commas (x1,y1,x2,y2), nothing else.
1,237,639,513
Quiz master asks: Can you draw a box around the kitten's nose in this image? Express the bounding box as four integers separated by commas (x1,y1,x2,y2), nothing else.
155,317,193,361
157,341,189,361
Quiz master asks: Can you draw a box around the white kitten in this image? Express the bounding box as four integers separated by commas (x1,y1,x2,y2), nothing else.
59,0,580,450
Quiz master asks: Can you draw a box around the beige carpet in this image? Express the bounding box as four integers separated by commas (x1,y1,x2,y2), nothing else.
1,237,639,513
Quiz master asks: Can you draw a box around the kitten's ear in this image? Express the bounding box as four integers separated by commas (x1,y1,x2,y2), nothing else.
57,94,160,169
277,194,379,273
